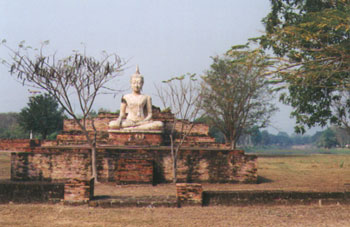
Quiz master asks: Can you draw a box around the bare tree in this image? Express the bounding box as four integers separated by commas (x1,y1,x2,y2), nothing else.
1,40,125,182
156,74,202,183
201,47,277,149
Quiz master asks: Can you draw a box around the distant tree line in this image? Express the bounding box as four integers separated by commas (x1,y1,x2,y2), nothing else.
0,94,65,140
0,112,27,139
236,126,349,149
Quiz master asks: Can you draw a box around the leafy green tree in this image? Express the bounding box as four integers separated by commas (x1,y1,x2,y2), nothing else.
18,94,64,139
200,46,277,149
250,126,262,146
317,128,339,148
332,126,350,147
311,131,324,144
0,112,28,139
274,131,292,147
260,130,271,146
291,133,312,145
260,0,350,133
194,116,225,143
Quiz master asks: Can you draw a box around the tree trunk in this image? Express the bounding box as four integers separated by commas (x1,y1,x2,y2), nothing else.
91,145,98,183
170,135,177,183
42,130,47,140
230,140,236,150
90,119,98,183
173,158,177,183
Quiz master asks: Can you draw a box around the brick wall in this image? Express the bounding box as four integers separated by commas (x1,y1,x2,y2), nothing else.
96,147,257,184
10,146,257,184
161,149,257,183
0,139,40,152
164,121,210,136
11,148,92,181
63,118,112,132
115,158,153,184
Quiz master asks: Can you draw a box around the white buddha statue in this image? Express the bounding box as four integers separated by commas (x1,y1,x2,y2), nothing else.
109,66,163,131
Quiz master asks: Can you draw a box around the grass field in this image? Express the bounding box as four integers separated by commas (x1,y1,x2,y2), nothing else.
1,151,350,226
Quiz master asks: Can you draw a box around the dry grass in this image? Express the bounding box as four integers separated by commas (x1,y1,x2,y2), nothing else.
205,154,350,192
1,204,350,226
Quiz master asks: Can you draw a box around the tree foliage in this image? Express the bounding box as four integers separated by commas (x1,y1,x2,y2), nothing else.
194,116,226,143
260,0,350,133
18,94,64,139
200,46,277,149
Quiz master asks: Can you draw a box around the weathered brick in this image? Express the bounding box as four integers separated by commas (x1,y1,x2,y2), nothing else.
176,183,203,206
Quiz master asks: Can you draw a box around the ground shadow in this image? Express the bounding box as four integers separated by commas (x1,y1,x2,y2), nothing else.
257,176,273,184
91,195,111,200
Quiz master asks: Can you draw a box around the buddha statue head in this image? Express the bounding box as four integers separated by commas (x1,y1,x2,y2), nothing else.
130,65,144,94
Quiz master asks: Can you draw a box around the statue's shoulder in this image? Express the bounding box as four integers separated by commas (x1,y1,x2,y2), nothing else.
123,94,131,98
123,93,134,100
142,94,151,102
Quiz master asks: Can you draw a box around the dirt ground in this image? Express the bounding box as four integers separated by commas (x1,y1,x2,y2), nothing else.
2,152,350,226
1,203,350,226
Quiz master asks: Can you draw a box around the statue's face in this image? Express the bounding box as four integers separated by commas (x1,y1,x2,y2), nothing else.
131,77,143,93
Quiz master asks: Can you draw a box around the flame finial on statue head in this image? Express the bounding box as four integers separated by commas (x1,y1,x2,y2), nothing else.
135,65,140,74
131,65,144,84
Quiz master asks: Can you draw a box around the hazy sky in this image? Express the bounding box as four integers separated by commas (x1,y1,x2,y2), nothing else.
0,0,318,135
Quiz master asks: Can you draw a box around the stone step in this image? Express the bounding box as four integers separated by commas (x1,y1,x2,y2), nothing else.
202,190,350,206
88,195,177,208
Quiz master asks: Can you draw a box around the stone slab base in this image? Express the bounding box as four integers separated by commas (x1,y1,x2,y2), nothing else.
89,195,177,208
108,131,163,146
0,180,64,203
202,191,350,206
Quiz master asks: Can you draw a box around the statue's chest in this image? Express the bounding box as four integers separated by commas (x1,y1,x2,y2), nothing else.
126,95,147,109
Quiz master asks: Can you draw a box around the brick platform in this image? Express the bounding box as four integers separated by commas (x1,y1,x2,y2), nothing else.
4,108,258,186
